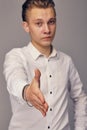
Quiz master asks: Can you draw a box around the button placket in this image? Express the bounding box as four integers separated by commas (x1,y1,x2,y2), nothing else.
46,59,54,130
48,76,54,130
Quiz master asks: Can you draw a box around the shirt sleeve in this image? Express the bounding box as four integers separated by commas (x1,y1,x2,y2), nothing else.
69,58,87,130
3,49,29,103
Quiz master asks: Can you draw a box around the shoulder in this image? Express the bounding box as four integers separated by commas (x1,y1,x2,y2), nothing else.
6,46,24,56
5,44,28,58
4,45,29,64
58,51,72,62
57,51,76,73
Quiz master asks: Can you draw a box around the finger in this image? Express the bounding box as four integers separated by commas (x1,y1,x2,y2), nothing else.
28,91,48,116
35,89,45,104
36,104,47,117
30,83,45,104
32,99,47,117
32,94,44,106
31,94,47,112
34,69,41,82
33,95,48,113
43,102,49,112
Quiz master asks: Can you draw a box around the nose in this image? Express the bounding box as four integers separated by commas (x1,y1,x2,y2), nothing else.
44,24,50,34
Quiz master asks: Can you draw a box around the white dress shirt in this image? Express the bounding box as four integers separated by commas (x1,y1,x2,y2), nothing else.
3,42,87,130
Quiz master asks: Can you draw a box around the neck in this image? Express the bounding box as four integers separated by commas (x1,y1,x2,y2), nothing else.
40,46,52,57
31,42,52,57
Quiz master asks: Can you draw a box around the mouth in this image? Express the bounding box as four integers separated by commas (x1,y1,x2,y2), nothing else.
42,36,52,40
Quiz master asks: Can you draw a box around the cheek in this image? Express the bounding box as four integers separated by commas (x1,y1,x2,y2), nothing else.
38,28,44,34
52,26,56,34
29,28,37,36
52,25,56,31
29,26,43,37
30,30,41,40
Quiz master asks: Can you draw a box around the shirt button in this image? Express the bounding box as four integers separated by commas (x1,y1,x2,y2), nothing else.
48,126,50,129
49,75,52,78
50,108,52,111
50,91,52,94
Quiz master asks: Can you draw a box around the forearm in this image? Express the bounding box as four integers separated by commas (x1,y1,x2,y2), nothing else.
3,49,29,101
74,92,87,130
69,58,87,129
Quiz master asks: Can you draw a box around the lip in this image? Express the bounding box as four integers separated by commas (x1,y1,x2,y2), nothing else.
42,36,52,40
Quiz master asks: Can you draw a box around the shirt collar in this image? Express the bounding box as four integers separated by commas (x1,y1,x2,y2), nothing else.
28,42,59,60
28,42,42,60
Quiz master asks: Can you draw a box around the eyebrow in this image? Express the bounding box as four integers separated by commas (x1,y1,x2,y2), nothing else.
33,17,56,22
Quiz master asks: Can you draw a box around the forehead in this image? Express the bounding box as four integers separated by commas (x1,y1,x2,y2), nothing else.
27,7,56,21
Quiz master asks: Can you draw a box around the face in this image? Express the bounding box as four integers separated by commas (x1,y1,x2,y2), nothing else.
23,7,56,50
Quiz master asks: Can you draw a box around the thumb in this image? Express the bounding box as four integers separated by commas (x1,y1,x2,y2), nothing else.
34,69,41,82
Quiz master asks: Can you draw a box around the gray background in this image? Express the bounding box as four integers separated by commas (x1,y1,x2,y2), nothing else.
0,0,87,130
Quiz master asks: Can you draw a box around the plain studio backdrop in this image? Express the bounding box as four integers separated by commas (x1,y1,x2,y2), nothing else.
0,0,87,130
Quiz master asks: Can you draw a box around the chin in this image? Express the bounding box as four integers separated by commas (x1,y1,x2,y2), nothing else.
43,40,52,45
42,43,52,48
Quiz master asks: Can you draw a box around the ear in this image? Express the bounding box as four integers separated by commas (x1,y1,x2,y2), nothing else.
22,22,30,33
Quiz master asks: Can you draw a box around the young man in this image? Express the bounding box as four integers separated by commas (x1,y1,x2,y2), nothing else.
3,0,87,130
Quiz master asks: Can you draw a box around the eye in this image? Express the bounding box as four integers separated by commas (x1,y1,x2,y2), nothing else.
36,22,43,27
48,19,56,25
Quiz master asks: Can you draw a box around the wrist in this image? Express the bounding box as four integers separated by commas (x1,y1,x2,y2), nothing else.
22,84,29,101
22,84,33,107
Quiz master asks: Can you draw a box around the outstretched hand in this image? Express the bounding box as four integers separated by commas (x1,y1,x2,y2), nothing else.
25,69,48,116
